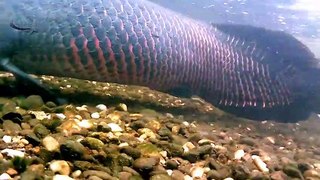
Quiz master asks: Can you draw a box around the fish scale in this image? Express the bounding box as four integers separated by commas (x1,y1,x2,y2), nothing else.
0,0,319,121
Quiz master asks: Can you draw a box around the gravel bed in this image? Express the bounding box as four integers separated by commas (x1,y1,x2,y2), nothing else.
0,95,320,180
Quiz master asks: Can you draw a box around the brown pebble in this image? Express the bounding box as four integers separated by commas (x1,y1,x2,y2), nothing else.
6,168,18,176
171,170,185,180
270,171,288,180
119,171,132,180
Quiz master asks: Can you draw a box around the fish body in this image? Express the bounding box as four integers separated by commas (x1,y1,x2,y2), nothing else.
0,0,319,121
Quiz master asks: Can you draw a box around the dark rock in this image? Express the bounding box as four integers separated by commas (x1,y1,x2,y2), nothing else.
166,159,179,169
121,147,141,159
183,149,199,163
197,144,213,156
25,133,41,146
60,140,87,160
187,133,202,143
130,120,145,130
2,112,23,124
283,164,303,178
19,95,44,110
232,164,250,180
82,137,104,150
33,124,50,138
133,157,159,171
298,163,312,173
158,127,172,138
41,118,62,131
208,158,222,170
239,137,256,146
159,142,183,157
118,153,134,167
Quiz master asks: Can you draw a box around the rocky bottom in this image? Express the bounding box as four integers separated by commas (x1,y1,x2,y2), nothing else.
0,95,320,180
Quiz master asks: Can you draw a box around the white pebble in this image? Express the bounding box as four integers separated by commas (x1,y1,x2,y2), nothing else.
107,123,123,132
184,175,193,180
78,120,93,129
71,170,82,178
1,149,24,157
182,121,190,126
2,135,12,143
91,112,100,119
76,106,88,111
96,104,107,111
29,111,49,120
0,173,11,180
52,175,74,180
118,103,128,111
191,167,204,178
118,142,129,148
183,142,195,153
234,149,245,160
50,160,71,175
159,151,168,158
224,178,234,180
56,113,66,120
252,155,269,173
42,136,60,152
166,169,173,176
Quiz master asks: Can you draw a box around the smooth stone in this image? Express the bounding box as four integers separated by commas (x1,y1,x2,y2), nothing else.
42,136,60,152
19,95,44,110
49,160,71,175
133,157,159,171
82,170,113,180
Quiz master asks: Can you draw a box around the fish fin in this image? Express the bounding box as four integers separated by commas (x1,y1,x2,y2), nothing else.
0,58,66,105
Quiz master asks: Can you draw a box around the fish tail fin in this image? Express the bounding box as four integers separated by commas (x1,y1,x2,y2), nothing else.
210,23,319,121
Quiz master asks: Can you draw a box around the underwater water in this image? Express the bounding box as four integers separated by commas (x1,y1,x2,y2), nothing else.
0,0,319,179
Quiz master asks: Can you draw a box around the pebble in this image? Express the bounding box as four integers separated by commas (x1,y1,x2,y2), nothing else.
52,175,74,180
107,123,123,132
133,157,159,171
78,120,94,129
171,170,184,180
191,167,204,178
239,137,256,146
49,160,71,175
234,149,245,160
252,155,269,173
29,111,49,120
183,175,193,180
91,112,100,119
82,170,113,180
182,142,195,153
0,173,11,180
96,104,107,111
117,103,128,111
304,169,320,178
1,149,25,157
71,170,82,178
42,136,60,151
56,113,66,120
2,135,12,143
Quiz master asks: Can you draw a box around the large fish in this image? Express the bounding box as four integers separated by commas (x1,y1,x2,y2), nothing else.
0,0,319,121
